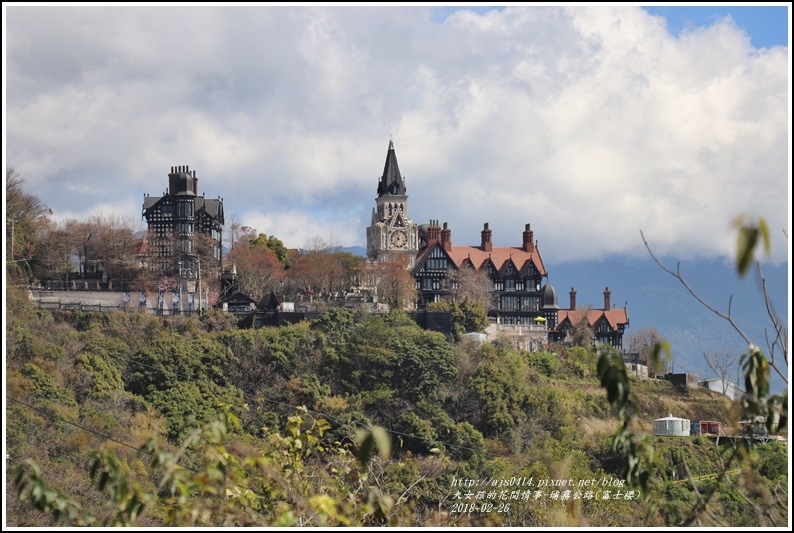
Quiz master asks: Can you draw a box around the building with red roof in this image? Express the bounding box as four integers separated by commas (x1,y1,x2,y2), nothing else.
366,141,629,351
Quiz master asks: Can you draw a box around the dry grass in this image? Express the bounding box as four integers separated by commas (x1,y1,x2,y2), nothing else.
579,417,619,437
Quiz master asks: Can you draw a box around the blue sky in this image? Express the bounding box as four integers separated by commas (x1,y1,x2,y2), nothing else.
4,4,790,266
432,4,790,47
643,5,789,48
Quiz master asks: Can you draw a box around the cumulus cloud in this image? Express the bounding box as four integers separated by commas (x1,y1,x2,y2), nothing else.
5,5,788,264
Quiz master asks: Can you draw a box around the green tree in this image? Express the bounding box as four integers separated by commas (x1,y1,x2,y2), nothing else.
125,336,232,396
74,338,128,394
390,326,458,404
248,232,292,267
427,299,488,340
563,345,597,378
469,344,531,436
148,380,245,441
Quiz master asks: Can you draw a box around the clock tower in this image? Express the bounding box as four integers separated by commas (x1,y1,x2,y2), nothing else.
366,141,419,267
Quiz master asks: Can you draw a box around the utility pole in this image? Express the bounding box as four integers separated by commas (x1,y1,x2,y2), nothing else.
178,260,183,315
197,256,202,314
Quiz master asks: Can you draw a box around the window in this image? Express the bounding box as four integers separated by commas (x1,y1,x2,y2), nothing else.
426,247,447,271
177,201,194,218
500,296,519,311
427,258,447,270
521,296,539,311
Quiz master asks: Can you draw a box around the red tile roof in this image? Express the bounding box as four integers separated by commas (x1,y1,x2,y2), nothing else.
432,244,547,276
556,308,628,330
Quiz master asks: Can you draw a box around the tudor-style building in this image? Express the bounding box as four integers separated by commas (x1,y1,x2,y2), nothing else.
410,222,629,349
366,141,420,268
142,165,224,278
550,287,629,351
412,220,554,326
362,141,630,351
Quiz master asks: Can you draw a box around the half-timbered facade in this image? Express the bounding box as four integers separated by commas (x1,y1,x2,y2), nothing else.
142,165,224,278
413,221,552,326
550,287,629,350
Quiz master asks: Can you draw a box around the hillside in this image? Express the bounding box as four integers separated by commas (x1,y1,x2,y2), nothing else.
4,284,787,527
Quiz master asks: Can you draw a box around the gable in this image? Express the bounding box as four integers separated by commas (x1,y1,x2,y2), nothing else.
593,316,614,334
557,316,574,329
414,243,454,274
521,259,539,277
499,257,520,276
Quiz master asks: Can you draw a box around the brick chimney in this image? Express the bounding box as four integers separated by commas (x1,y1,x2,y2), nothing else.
603,287,611,310
522,223,534,252
169,166,178,196
441,222,452,251
427,219,441,244
481,223,492,252
569,287,576,310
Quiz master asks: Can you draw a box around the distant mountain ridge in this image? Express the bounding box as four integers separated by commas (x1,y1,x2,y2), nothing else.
549,257,787,385
339,246,367,257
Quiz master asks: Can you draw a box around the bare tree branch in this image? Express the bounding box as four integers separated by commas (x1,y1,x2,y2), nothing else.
756,262,788,383
640,230,787,386
641,231,750,348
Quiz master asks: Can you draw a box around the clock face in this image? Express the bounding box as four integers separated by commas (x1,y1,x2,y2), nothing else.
390,230,408,248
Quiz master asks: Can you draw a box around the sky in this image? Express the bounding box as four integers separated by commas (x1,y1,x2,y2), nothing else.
2,3,791,269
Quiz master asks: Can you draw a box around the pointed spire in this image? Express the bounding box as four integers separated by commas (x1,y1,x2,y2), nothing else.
377,140,406,196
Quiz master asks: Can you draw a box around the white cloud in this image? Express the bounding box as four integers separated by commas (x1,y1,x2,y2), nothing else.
5,5,789,263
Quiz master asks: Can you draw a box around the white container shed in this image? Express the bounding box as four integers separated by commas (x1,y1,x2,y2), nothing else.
652,413,691,436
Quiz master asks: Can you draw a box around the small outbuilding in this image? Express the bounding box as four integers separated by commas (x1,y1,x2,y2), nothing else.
690,420,724,437
652,413,691,436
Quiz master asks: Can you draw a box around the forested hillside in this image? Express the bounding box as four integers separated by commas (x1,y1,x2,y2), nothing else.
4,284,787,527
